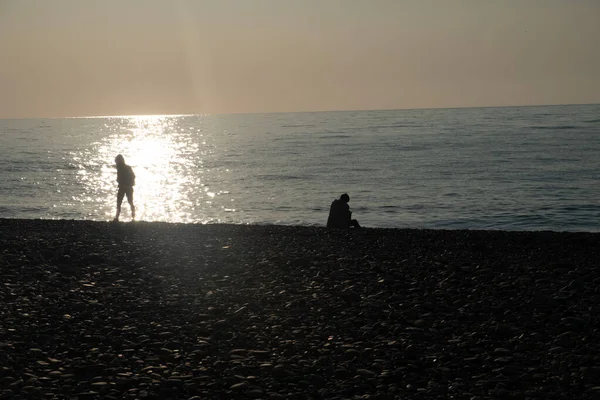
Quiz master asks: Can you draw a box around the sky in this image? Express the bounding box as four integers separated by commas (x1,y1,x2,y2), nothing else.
1,0,599,118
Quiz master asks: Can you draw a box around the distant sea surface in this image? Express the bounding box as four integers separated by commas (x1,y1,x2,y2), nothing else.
1,104,600,231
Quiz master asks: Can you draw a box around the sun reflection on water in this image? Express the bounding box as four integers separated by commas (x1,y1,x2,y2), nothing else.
76,115,217,222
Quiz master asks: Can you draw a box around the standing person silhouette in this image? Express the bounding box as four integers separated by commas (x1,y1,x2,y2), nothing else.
327,193,361,228
113,154,136,222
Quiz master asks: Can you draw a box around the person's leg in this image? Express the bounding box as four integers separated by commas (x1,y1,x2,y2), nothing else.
125,188,135,220
349,219,361,228
115,189,125,221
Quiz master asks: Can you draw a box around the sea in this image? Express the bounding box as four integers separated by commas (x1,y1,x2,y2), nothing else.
1,104,599,232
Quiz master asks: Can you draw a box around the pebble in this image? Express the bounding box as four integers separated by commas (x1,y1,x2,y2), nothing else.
1,220,598,399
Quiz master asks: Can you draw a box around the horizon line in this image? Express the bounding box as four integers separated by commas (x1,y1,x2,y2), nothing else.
1,102,599,120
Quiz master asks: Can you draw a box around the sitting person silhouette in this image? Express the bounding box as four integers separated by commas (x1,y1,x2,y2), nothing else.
327,193,361,228
113,154,136,222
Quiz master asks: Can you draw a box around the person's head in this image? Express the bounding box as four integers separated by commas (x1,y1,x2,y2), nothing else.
115,154,125,166
340,193,350,203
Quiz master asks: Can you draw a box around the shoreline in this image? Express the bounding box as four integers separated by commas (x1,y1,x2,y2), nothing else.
1,218,599,399
2,216,599,233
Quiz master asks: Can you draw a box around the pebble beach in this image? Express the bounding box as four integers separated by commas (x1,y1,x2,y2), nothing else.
1,219,599,399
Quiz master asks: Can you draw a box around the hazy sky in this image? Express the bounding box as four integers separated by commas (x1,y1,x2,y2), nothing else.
1,0,599,118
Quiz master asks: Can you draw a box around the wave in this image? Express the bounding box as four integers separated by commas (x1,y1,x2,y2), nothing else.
381,144,429,151
319,134,352,139
530,125,582,130
281,124,316,128
377,205,401,214
17,206,48,213
1,127,32,134
256,174,304,181
368,124,421,129
276,133,352,139
583,119,600,123
558,204,600,212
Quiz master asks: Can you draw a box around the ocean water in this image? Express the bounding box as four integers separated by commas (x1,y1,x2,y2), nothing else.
1,104,599,231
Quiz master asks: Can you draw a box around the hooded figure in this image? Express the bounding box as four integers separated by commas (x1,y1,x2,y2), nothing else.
327,193,361,228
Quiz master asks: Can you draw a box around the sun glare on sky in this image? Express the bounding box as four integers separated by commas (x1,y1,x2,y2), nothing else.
0,1,599,118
